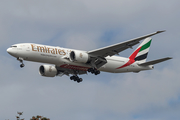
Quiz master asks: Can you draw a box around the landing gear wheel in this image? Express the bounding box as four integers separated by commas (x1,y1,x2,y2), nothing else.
70,76,74,80
17,57,25,68
95,70,100,75
77,78,83,83
74,78,77,81
70,76,83,83
88,68,100,75
20,64,25,68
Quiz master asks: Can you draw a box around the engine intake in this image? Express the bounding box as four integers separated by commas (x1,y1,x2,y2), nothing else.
69,50,89,63
39,65,57,77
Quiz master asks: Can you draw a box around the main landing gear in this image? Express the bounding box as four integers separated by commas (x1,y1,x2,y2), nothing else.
17,57,25,68
70,68,99,83
70,75,83,83
87,68,100,75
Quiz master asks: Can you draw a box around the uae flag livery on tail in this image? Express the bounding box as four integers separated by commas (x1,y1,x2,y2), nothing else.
129,37,152,63
116,37,152,69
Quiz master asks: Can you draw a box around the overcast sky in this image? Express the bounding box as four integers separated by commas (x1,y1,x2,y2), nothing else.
0,0,180,120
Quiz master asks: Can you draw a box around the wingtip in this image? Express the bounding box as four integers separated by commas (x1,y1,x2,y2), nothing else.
167,57,173,59
164,57,173,61
156,30,166,33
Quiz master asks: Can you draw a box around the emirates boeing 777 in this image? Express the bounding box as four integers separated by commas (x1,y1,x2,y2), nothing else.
7,31,172,83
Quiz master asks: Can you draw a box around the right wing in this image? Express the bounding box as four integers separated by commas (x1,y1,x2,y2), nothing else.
88,31,165,57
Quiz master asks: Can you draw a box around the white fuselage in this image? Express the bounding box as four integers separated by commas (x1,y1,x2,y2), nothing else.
7,43,153,73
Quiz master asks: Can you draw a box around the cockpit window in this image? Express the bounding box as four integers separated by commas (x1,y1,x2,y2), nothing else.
11,46,17,48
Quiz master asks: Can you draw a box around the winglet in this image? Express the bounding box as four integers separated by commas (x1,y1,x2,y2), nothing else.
156,30,166,34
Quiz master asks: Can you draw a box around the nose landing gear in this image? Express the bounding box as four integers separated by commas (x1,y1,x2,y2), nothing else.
17,57,25,68
20,64,25,68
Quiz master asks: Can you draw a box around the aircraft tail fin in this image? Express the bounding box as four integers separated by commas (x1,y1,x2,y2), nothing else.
138,57,172,66
129,37,152,63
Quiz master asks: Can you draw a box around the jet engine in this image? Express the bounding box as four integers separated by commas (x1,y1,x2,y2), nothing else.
39,65,57,77
69,50,90,63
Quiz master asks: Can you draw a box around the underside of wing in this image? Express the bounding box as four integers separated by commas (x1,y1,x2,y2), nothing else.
88,31,165,57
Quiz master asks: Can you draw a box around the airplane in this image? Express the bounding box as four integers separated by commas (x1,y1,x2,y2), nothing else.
7,30,172,83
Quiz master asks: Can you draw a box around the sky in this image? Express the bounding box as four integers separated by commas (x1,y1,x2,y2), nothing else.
0,0,180,120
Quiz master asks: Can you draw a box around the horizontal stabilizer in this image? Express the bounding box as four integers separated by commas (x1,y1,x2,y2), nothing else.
138,57,172,66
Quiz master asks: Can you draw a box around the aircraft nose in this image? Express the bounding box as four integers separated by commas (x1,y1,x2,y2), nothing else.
7,48,17,56
7,48,11,54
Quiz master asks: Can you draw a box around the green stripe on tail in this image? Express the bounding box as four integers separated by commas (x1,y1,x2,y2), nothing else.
139,39,152,53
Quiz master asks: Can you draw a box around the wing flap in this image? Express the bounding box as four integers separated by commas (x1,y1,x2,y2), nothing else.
138,57,172,66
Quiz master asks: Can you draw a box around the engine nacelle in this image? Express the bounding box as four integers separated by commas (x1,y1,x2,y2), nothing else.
69,50,89,63
39,65,57,77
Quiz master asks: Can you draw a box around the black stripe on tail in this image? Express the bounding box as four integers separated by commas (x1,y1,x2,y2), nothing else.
135,53,148,61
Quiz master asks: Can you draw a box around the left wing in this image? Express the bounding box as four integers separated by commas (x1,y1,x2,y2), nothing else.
88,31,165,57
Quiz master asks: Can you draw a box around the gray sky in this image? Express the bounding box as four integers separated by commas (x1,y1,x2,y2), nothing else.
0,0,180,120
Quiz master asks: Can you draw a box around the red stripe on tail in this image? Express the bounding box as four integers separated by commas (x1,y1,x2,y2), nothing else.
116,47,141,69
129,47,141,60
